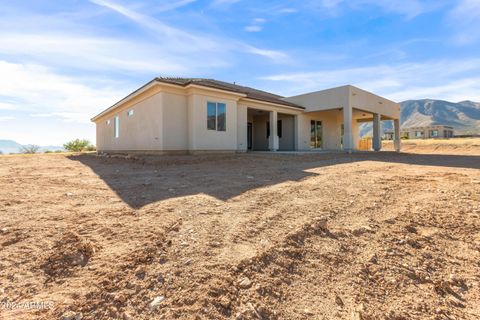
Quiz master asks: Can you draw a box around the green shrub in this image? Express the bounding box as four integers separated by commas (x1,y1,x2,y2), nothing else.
63,139,95,152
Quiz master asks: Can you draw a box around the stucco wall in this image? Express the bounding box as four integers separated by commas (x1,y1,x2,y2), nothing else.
188,93,238,151
162,92,188,150
96,93,163,151
237,104,248,151
296,110,343,150
252,114,269,150
278,114,295,150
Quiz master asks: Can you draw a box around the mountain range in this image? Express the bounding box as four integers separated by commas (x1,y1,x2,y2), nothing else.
361,99,480,137
0,140,64,154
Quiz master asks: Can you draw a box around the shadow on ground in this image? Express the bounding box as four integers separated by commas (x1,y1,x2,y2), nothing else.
69,152,480,209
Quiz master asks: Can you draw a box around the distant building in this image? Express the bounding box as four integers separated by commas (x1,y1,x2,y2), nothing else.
383,125,454,140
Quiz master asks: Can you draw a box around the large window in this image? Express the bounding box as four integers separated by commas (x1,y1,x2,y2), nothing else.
114,116,119,138
415,131,423,138
430,130,438,137
207,102,226,131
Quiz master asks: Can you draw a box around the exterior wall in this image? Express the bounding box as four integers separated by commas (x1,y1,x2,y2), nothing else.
349,86,400,120
162,92,188,150
285,86,350,112
278,114,295,150
296,110,343,150
402,126,454,139
93,82,398,153
187,93,238,151
237,104,248,151
96,93,163,152
252,114,269,150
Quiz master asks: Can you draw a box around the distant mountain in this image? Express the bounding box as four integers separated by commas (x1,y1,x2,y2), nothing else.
0,140,23,154
0,139,64,154
360,99,480,137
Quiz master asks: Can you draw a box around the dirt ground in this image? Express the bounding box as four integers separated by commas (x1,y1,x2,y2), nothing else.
1,141,479,319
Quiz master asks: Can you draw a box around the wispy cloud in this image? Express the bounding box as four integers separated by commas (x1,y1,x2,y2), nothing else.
315,0,438,19
155,0,197,12
261,58,480,102
244,18,266,32
89,0,287,61
0,116,15,122
0,60,125,124
211,0,242,8
449,0,480,44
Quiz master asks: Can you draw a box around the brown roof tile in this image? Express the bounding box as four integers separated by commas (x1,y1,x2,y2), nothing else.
155,77,304,109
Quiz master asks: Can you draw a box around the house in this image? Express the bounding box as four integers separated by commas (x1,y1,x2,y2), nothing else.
384,125,454,140
91,78,401,153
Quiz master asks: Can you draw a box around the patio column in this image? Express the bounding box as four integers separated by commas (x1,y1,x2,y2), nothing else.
269,110,279,151
343,106,353,152
373,113,381,151
394,118,401,152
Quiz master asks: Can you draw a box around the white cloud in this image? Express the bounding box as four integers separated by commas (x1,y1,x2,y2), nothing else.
278,8,297,14
261,59,480,102
0,60,125,123
211,0,241,7
245,25,262,32
155,0,197,12
0,116,15,122
0,33,188,74
244,17,266,33
450,0,480,44
89,0,287,61
0,102,16,110
316,0,435,19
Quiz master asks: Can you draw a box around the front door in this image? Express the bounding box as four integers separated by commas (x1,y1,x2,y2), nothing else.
247,122,253,150
310,120,322,149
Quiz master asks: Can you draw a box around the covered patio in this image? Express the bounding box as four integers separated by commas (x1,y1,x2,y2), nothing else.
285,85,401,152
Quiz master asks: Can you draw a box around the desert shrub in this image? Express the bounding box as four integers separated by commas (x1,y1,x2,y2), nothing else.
20,145,40,154
63,139,95,152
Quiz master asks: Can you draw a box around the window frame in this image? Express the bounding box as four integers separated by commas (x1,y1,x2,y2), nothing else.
206,101,226,132
114,116,120,138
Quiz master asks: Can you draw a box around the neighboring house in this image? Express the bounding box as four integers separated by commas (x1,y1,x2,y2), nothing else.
91,78,401,153
384,125,454,140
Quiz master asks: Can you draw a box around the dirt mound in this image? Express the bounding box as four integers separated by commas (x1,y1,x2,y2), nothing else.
41,232,95,279
1,152,479,319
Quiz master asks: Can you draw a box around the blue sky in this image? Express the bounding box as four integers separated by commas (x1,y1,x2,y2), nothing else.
1,0,480,145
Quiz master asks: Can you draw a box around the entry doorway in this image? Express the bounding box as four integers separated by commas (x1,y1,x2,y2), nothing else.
247,122,253,150
310,120,322,149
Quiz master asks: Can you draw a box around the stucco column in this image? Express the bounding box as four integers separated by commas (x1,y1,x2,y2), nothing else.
343,106,353,152
372,113,381,152
394,118,401,152
268,110,279,151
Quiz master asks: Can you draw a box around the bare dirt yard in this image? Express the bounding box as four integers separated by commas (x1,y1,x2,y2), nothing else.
1,140,479,319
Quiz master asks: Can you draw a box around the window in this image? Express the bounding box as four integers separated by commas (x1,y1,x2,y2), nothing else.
415,131,423,138
430,130,438,137
114,116,119,138
127,109,134,116
106,120,110,125
207,102,226,131
266,121,270,138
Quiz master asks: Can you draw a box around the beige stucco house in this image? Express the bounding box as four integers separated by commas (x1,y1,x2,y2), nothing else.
91,78,401,153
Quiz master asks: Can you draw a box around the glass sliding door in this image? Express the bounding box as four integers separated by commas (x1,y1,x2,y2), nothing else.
310,120,322,149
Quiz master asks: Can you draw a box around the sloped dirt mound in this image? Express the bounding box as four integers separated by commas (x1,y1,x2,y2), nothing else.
41,232,95,279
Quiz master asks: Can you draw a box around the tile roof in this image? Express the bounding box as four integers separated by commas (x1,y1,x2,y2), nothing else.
155,77,304,109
